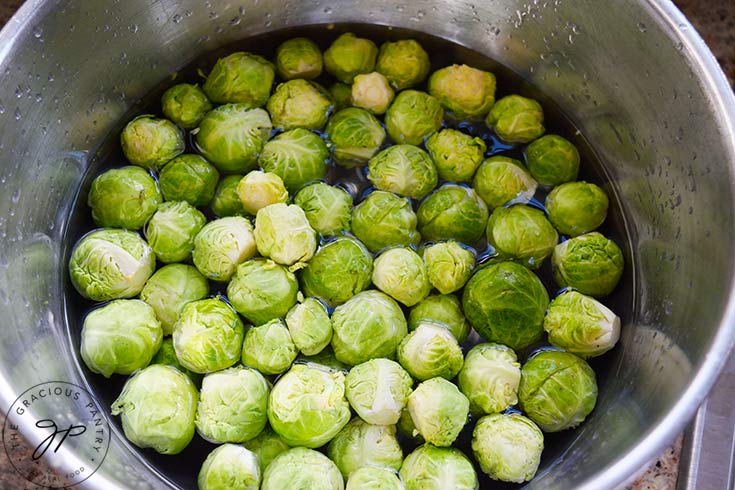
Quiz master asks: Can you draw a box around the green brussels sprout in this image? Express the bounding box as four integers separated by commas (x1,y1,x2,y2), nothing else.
376,39,430,91
194,104,272,174
408,294,470,344
285,298,333,356
243,426,291,473
159,154,219,207
457,343,521,414
203,52,275,106
351,191,420,253
80,299,162,378
368,145,438,200
120,115,185,170
151,337,202,386
196,366,270,443
161,83,212,129
428,64,496,120
172,298,245,374
519,350,598,432
400,445,478,490
262,447,344,490
397,323,463,381
485,95,545,143
524,134,580,187
198,444,260,490
111,364,198,454
407,378,469,446
236,171,289,215
471,413,544,483
325,107,386,167
259,128,329,193
328,419,403,478
462,261,549,350
227,259,299,325
87,166,161,230
331,290,408,366
421,242,475,296
384,90,444,145
417,185,488,244
351,72,395,115
267,363,351,448
324,32,378,83
486,204,558,269
346,466,406,490
301,237,373,307
145,201,206,263
551,232,624,297
192,216,256,281
275,38,323,80
330,82,353,112
472,155,538,211
254,203,317,268
425,129,487,182
397,408,424,444
267,79,333,130
546,181,609,236
211,174,248,217
69,228,155,301
372,247,431,307
345,358,413,425
544,290,621,357
242,319,298,375
294,183,352,236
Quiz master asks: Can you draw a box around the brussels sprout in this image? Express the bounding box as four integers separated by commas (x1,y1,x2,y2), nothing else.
425,129,487,182
472,155,538,211
120,115,185,170
298,347,350,372
376,39,430,91
243,426,291,473
294,183,352,236
421,242,475,296
161,83,212,129
254,203,317,267
351,72,395,115
267,363,351,448
485,95,545,143
87,166,161,230
236,171,289,215
300,236,373,307
330,83,353,112
110,365,198,454
519,350,598,432
407,378,469,446
462,261,549,351
471,413,544,483
211,174,248,217
242,319,298,375
262,447,344,490
397,408,424,444
196,366,270,443
346,466,406,490
486,204,558,269
151,337,202,386
80,299,162,378
328,419,403,478
159,154,219,207
331,290,408,365
140,263,209,335
267,79,333,130
195,104,273,173
198,444,260,490
408,294,470,344
544,290,621,357
400,445,478,490
368,145,438,200
417,185,488,244
551,232,624,297
458,343,521,414
259,128,329,193
203,52,275,106
373,247,430,307
285,298,332,356
546,181,609,236
69,228,155,301
192,216,256,281
351,191,420,253
525,134,580,187
172,298,245,374
384,90,444,145
228,259,299,325
345,358,412,425
275,37,323,80
428,64,496,120
398,323,463,381
324,32,378,83
325,107,386,167
145,201,206,263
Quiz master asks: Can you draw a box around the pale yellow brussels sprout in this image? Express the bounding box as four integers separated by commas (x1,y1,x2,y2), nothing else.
198,444,261,490
227,258,299,326
372,247,431,307
425,128,487,182
327,418,403,479
472,155,538,211
242,319,298,375
254,203,317,268
486,204,559,269
400,444,478,490
376,39,430,90
140,264,209,335
237,170,289,215
458,343,521,414
324,32,378,83
267,79,333,130
486,95,545,143
408,294,471,344
407,377,469,446
428,64,496,120
145,201,206,263
276,37,323,80
345,358,413,425
285,297,332,356
397,322,463,381
120,115,185,170
421,241,475,295
203,52,275,106
262,447,344,490
192,216,257,281
351,72,395,115
384,90,444,145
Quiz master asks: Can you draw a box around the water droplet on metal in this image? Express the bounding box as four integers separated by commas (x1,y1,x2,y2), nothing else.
323,6,332,13
11,189,20,203
130,23,139,33
14,108,21,120
33,26,43,38
34,93,42,102
637,22,647,33
172,13,182,23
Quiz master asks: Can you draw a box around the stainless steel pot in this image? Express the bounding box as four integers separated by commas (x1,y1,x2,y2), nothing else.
1,1,734,488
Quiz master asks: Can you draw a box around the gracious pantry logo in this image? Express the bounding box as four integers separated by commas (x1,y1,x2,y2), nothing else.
2,382,110,488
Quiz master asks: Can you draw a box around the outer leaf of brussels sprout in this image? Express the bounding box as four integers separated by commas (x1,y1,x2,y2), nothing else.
88,166,161,230
227,259,299,325
327,419,404,478
407,378,469,447
192,216,257,281
140,263,209,335
259,128,329,193
417,185,488,244
368,144,438,200
351,191,420,253
344,358,413,425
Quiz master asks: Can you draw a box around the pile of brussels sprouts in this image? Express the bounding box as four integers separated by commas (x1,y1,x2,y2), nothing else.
68,32,625,489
